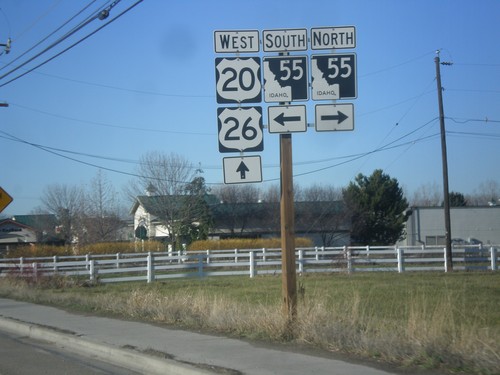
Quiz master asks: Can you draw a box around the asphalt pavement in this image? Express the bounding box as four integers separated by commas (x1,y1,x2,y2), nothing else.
0,298,398,375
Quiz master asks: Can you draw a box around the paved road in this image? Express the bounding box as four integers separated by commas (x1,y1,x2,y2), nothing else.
0,297,400,375
0,329,141,375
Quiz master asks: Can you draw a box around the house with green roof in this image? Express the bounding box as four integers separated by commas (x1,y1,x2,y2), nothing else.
130,194,351,247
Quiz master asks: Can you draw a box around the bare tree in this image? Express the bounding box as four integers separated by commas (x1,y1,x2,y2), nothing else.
410,182,442,207
132,151,197,249
83,170,123,243
41,183,84,244
467,180,500,206
260,184,280,202
296,184,347,247
299,183,343,202
213,184,260,204
211,185,265,236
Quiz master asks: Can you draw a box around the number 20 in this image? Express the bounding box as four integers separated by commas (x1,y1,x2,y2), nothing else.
221,67,256,92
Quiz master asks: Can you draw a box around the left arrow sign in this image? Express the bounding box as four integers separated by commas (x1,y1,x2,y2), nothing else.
274,113,301,126
268,105,307,134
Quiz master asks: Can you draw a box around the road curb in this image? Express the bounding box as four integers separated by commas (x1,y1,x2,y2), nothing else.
0,316,213,375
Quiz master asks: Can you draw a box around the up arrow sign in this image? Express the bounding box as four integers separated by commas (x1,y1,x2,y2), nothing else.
315,103,354,132
236,161,250,179
268,105,307,133
223,156,262,184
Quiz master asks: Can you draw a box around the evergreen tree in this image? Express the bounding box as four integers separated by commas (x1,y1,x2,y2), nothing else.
343,169,409,245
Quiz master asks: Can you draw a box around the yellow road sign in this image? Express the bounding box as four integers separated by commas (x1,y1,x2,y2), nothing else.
0,186,13,213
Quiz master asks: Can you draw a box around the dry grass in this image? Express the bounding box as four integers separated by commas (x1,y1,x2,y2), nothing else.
0,272,498,374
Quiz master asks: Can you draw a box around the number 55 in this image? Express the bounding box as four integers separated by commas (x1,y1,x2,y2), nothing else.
280,59,304,81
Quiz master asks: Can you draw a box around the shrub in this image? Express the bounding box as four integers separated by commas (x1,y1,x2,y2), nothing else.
5,241,167,258
188,237,313,251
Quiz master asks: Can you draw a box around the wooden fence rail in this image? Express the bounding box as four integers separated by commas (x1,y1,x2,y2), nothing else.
0,245,498,284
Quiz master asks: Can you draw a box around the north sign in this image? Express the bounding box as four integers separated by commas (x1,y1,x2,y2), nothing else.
223,156,262,184
315,103,354,132
218,106,263,152
311,26,356,50
214,30,260,53
263,56,308,102
268,105,307,133
262,29,307,52
215,57,261,104
311,53,357,100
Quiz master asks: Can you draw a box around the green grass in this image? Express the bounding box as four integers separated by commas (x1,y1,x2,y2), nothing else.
0,272,499,374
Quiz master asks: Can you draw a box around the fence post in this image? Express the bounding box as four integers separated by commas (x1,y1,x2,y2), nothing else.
366,245,370,258
397,247,405,273
345,246,353,274
491,247,497,271
298,249,304,274
197,255,204,278
321,246,325,260
249,251,256,278
86,254,90,270
116,253,121,269
146,252,154,283
89,260,95,281
53,255,58,273
206,250,210,264
443,247,448,272
314,246,319,261
234,248,238,263
262,248,266,262
32,262,38,281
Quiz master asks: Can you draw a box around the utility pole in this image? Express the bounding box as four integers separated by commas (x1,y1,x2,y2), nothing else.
280,132,297,322
434,51,453,272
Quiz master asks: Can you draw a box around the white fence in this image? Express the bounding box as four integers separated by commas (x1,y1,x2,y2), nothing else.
0,245,498,284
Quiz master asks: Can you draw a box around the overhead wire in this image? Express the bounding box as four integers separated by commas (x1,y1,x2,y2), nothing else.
0,129,216,186
9,102,215,136
0,0,142,88
10,0,63,42
0,0,101,72
0,116,445,185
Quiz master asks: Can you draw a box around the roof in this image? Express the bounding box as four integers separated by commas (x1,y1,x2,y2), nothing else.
11,214,58,230
130,194,219,217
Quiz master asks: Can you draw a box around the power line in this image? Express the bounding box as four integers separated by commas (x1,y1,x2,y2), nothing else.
0,0,143,88
10,102,215,136
0,0,101,72
31,71,215,98
1,116,445,185
447,117,500,124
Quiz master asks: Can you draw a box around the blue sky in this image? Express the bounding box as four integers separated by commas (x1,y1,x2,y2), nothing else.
1,0,499,215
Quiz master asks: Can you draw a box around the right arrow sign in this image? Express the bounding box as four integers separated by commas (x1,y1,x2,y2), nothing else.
315,103,354,132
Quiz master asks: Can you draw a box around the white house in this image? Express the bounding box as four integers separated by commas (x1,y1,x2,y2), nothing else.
130,195,172,240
